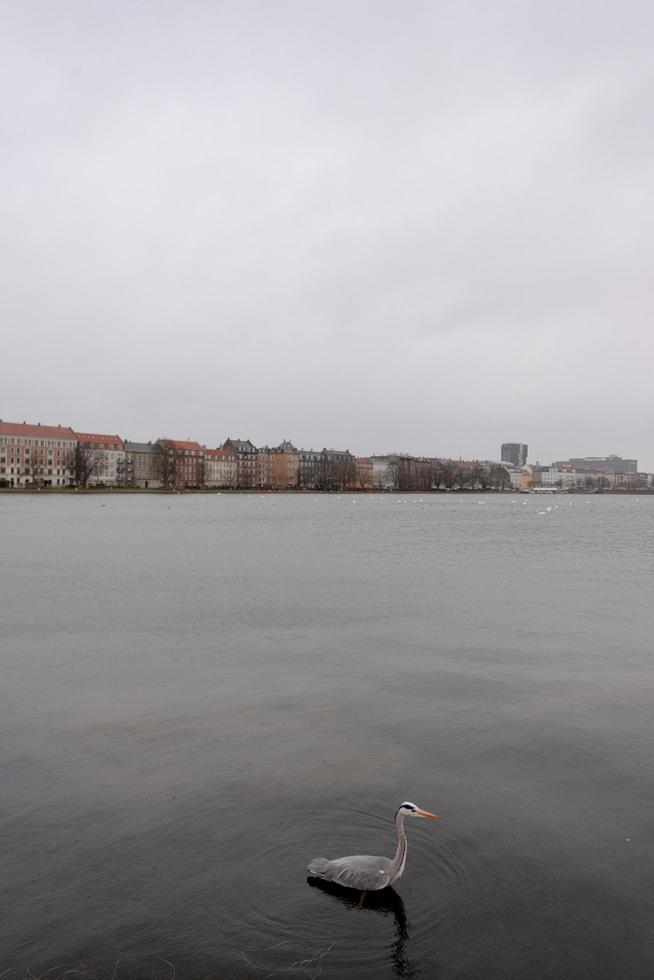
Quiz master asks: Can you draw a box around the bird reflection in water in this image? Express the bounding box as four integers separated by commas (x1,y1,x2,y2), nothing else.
307,877,419,978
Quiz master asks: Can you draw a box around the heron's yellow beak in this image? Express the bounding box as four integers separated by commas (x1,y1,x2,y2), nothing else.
416,808,442,820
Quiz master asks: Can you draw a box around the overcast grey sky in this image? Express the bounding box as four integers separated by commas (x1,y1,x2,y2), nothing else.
2,1,652,466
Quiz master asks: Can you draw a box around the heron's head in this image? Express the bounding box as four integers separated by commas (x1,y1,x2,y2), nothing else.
398,801,442,820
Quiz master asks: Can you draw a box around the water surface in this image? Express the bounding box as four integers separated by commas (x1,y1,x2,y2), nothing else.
1,493,653,978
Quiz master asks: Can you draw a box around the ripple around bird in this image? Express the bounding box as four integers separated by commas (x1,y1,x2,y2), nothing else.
215,804,482,977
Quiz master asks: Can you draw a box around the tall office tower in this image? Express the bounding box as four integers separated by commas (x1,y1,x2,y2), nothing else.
501,442,528,467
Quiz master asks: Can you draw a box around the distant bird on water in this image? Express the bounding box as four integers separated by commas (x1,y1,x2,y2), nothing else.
307,802,441,895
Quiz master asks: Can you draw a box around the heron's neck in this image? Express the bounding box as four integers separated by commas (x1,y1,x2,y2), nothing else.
390,810,407,879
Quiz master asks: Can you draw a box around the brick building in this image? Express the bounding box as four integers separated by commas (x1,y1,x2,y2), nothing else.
257,441,299,489
156,439,204,489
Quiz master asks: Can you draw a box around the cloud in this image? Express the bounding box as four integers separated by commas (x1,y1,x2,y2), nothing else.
1,1,653,466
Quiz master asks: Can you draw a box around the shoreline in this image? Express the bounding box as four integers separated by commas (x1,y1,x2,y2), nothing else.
1,487,651,496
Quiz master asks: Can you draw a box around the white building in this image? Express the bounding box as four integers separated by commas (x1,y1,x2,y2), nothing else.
204,447,237,487
371,455,400,490
75,432,127,486
538,467,578,489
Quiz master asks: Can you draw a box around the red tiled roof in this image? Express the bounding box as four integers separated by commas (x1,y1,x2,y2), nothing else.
160,439,203,451
0,420,76,440
205,447,232,457
75,432,124,447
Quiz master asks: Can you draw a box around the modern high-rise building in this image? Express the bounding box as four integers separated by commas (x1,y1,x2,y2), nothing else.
501,442,528,467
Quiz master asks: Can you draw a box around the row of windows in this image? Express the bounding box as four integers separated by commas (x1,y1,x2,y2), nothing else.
0,438,72,447
1,467,62,475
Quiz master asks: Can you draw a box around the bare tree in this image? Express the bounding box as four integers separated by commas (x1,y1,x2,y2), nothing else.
430,460,444,490
489,464,510,491
477,465,490,492
25,447,42,487
333,459,357,491
467,464,483,490
72,442,98,488
441,462,457,490
388,460,401,490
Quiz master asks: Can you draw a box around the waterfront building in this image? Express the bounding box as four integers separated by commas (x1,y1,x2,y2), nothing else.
398,455,434,491
371,454,400,490
124,441,164,488
156,439,204,489
256,443,299,489
356,457,374,490
297,448,356,490
204,447,237,488
75,432,126,486
0,420,77,487
371,453,433,490
536,467,578,490
506,465,533,491
222,438,258,488
322,449,357,491
298,449,324,490
555,455,638,475
256,447,274,489
501,442,528,467
263,441,299,490
612,472,648,490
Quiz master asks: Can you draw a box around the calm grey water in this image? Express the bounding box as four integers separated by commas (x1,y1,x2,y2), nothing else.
1,493,653,979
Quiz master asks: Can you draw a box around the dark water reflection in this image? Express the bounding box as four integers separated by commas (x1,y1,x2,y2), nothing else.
1,493,654,978
307,879,418,978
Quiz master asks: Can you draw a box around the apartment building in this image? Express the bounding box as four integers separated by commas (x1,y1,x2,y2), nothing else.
257,441,299,490
0,420,76,486
156,439,204,489
355,457,374,490
204,447,237,488
124,441,164,488
75,432,126,486
222,438,258,488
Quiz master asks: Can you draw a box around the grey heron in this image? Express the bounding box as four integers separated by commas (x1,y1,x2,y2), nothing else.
307,801,441,894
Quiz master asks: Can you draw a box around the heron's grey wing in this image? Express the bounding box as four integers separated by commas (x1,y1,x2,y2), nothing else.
307,854,392,891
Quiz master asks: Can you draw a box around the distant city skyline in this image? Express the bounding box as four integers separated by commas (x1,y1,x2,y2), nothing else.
0,415,642,476
1,417,646,492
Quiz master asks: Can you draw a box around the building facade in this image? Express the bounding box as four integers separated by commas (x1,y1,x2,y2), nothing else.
355,457,374,490
75,432,126,486
536,467,578,489
0,420,77,487
557,455,638,475
223,438,258,488
156,439,204,489
371,455,400,490
298,449,323,490
257,441,299,490
124,441,164,488
501,443,528,467
298,448,356,490
204,447,238,488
